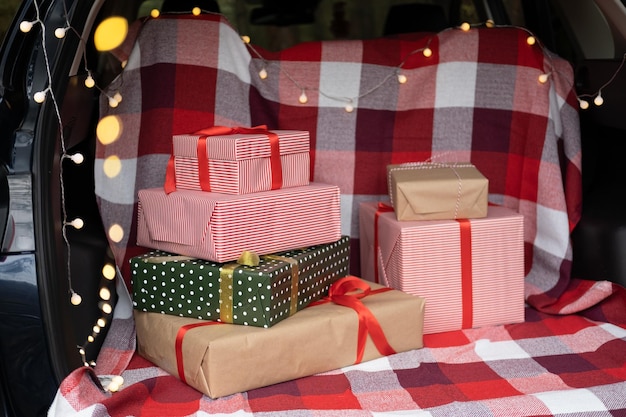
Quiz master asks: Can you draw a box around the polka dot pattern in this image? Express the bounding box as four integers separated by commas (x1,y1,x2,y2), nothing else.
131,236,350,327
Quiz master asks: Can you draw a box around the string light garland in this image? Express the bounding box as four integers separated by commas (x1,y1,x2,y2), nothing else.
19,0,117,369
17,1,626,372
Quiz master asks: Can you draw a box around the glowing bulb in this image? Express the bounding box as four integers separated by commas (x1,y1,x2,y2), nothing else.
112,375,124,386
298,91,308,104
579,99,590,110
526,36,536,46
107,381,120,392
486,19,495,28
150,9,160,18
97,115,122,145
103,155,122,178
87,335,94,343
121,60,128,69
538,73,549,84
20,21,33,33
55,27,68,38
192,7,201,15
84,75,95,88
108,223,124,243
460,22,471,32
259,68,268,79
241,35,251,44
594,93,604,106
423,47,432,57
108,97,119,108
70,153,84,164
34,91,46,103
78,348,86,356
99,287,111,301
102,263,116,280
93,325,101,334
102,303,113,314
397,74,407,84
113,92,123,102
94,17,129,51
345,104,354,113
71,292,82,305
97,318,107,327
89,361,96,367
69,218,84,229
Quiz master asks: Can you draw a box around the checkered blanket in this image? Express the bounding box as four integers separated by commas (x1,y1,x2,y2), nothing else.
49,13,626,416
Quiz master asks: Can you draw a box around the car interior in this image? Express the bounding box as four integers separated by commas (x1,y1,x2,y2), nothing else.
1,0,626,416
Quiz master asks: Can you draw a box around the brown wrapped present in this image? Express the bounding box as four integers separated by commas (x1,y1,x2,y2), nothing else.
387,162,488,221
135,276,425,398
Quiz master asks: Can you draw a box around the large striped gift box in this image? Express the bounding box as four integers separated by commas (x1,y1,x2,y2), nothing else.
170,127,309,194
359,203,524,334
130,236,350,328
135,276,425,399
137,183,341,263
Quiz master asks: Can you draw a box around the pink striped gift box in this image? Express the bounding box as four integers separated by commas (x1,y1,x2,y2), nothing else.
172,128,310,194
359,202,524,334
137,183,341,263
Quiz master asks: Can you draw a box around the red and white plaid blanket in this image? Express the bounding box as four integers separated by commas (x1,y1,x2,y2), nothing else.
49,13,626,416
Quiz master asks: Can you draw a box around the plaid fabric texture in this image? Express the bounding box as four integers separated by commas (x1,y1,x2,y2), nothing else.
49,12,626,416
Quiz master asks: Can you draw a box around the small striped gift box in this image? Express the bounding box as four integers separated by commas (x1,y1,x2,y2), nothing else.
130,236,350,328
359,203,524,334
137,183,341,263
171,128,310,195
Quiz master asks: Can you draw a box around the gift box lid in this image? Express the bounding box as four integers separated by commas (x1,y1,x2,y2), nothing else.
173,129,310,161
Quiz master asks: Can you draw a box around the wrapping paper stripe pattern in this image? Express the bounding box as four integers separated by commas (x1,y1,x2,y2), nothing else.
172,130,310,194
130,236,350,327
360,203,525,334
137,183,342,263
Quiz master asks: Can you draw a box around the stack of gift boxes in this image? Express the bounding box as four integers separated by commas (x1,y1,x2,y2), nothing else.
130,126,426,398
359,162,525,335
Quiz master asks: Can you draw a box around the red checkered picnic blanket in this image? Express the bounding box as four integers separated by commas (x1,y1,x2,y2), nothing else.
49,13,626,416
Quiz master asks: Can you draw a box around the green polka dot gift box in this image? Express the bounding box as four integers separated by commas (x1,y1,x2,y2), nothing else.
130,236,350,328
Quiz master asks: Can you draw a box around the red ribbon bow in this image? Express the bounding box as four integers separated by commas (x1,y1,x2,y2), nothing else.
164,125,282,193
318,276,396,364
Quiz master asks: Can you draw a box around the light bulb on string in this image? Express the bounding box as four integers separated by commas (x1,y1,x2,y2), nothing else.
538,73,550,84
298,90,308,104
113,92,123,103
460,22,471,32
594,92,604,106
34,90,47,103
579,99,590,110
423,47,432,58
54,27,68,39
486,19,495,28
87,335,94,343
20,21,34,33
150,9,160,18
108,96,120,108
67,218,84,229
345,103,354,113
84,74,95,88
97,318,107,328
526,36,536,46
70,291,82,306
241,35,251,44
70,153,84,164
99,287,111,301
192,7,201,16
258,68,268,79
397,73,407,84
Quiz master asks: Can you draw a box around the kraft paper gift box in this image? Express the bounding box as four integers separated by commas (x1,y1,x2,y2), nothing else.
130,236,350,328
137,182,341,263
168,126,309,194
135,276,425,399
387,162,488,221
359,202,524,334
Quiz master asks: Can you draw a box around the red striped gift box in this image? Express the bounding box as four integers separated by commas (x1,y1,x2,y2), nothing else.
359,203,525,334
171,128,310,194
137,183,341,263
